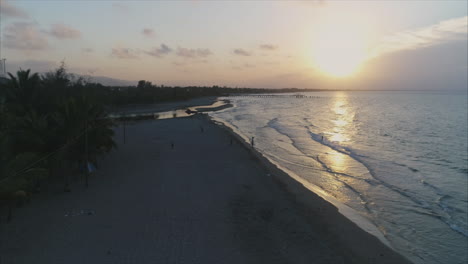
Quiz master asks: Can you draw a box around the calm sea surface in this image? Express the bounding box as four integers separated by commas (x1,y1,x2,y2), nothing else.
211,91,468,264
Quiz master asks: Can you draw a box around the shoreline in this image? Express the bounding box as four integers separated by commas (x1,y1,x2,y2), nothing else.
205,114,413,264
1,101,411,263
108,98,232,120
112,96,218,116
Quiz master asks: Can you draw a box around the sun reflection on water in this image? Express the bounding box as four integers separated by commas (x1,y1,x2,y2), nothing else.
327,93,352,144
330,152,345,169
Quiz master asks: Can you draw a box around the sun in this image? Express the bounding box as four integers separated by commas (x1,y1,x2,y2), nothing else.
311,13,371,77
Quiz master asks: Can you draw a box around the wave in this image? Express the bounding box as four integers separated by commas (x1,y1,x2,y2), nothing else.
306,124,468,239
212,92,468,264
267,116,468,239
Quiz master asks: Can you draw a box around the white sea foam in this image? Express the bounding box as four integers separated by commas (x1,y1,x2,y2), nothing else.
211,91,468,264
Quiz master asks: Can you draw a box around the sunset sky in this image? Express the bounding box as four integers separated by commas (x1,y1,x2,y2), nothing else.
1,0,467,89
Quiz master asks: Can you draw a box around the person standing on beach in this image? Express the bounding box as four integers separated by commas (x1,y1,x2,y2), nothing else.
251,137,255,147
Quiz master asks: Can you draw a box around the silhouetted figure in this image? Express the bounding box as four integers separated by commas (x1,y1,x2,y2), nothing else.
171,141,174,149
321,136,324,142
200,126,204,133
251,137,255,147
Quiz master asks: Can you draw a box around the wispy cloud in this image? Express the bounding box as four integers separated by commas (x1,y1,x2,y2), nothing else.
3,22,49,50
142,28,156,38
176,47,212,58
259,44,278,51
233,48,252,56
47,23,81,39
0,0,29,18
111,48,139,59
370,16,468,58
145,44,172,58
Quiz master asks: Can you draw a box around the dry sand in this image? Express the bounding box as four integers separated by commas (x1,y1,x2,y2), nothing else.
0,116,412,264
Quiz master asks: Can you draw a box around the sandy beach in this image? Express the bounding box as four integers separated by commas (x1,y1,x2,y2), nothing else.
0,115,411,264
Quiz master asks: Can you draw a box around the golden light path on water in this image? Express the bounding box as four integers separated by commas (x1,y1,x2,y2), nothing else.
330,93,351,143
326,93,354,172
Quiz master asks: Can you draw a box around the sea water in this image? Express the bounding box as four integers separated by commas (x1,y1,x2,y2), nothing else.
210,91,468,264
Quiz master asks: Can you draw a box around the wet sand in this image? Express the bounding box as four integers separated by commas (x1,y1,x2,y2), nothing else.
0,116,411,264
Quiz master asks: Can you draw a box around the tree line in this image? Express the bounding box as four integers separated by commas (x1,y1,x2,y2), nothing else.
0,65,115,221
0,65,317,221
78,79,314,106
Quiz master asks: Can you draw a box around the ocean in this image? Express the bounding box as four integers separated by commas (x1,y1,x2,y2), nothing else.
210,91,468,264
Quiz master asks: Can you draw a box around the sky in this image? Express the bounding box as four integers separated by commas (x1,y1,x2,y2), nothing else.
0,0,467,90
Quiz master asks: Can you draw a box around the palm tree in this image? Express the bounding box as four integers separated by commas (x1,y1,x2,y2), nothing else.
1,66,116,211
53,96,115,189
0,106,48,222
6,69,41,113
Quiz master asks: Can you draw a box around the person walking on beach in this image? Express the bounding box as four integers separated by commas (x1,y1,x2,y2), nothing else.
251,137,255,147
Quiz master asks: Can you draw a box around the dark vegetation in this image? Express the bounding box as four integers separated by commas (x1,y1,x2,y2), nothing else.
0,65,115,221
81,79,314,106
0,64,315,221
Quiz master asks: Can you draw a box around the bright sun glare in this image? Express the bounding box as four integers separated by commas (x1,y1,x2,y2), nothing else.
311,13,371,78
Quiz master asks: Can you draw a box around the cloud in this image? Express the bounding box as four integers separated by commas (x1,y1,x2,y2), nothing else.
370,16,468,59
47,23,81,39
142,28,156,38
0,0,29,18
365,40,468,90
111,48,139,59
3,22,49,50
233,48,252,56
259,44,278,51
176,47,212,58
145,44,172,57
82,48,94,53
